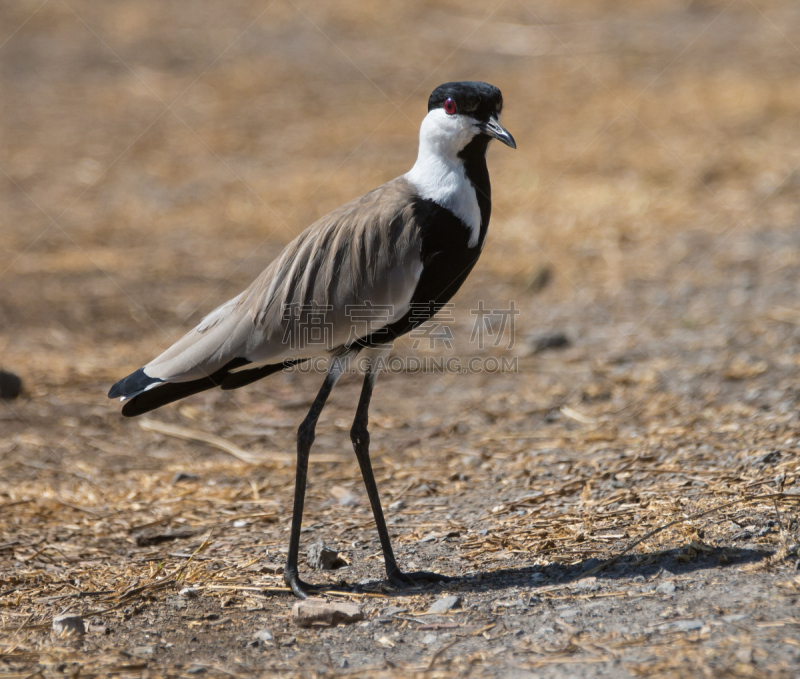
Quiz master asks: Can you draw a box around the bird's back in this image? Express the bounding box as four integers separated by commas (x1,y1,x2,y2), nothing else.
115,177,424,394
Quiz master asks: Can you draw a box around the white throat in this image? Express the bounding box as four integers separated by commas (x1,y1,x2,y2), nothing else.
405,108,482,248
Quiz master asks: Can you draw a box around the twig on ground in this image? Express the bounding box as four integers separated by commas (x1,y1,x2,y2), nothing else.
425,638,460,671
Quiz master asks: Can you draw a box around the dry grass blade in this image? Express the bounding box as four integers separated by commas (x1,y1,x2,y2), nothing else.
139,418,348,464
139,418,286,464
425,638,461,671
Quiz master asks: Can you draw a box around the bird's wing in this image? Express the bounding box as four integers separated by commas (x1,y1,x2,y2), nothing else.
353,198,483,348
132,177,423,386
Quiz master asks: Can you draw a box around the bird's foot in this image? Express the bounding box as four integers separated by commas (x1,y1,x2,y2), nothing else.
283,569,323,599
387,567,451,589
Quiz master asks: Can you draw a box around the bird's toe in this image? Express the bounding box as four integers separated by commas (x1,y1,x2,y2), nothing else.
387,568,451,589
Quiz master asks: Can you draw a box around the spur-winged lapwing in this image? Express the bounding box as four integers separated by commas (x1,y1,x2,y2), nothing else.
109,81,515,598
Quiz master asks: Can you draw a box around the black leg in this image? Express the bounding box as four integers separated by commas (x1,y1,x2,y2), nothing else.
284,364,342,598
350,368,450,589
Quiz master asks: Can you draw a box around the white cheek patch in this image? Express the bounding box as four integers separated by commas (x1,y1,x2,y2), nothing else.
404,109,482,248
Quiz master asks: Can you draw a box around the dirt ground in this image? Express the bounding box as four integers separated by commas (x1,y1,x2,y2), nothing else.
3,0,800,676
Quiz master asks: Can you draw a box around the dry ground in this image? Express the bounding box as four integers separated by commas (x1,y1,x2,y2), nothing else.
3,1,800,677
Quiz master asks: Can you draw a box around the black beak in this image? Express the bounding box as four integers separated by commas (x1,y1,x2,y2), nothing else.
481,116,516,149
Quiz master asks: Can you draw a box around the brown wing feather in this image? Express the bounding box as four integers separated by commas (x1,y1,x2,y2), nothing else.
142,177,422,383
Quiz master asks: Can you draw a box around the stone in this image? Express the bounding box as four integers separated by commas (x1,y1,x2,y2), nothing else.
427,595,461,614
87,623,110,634
291,598,363,627
132,645,156,657
135,528,197,547
171,472,198,484
575,576,597,591
722,614,747,623
245,561,283,574
253,628,273,643
381,606,406,617
656,581,676,595
0,371,22,400
581,558,602,572
526,265,553,293
180,587,200,598
668,619,703,631
329,485,357,506
422,633,438,645
52,614,85,637
531,332,570,354
306,542,347,570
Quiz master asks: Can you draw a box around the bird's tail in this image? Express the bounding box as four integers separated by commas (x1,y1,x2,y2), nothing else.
108,359,244,417
108,359,305,417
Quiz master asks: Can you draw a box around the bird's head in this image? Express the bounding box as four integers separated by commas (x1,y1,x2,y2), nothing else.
418,81,516,160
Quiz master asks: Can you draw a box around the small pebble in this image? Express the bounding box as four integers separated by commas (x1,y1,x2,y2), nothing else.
427,595,461,614
292,598,363,627
252,628,273,643
0,370,22,400
132,645,156,657
306,542,347,570
52,614,85,637
180,587,200,598
531,332,570,354
668,619,703,631
656,581,676,595
422,633,438,645
381,606,406,617
171,472,198,484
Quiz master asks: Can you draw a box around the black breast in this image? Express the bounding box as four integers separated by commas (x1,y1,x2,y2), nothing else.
459,134,492,246
352,140,493,349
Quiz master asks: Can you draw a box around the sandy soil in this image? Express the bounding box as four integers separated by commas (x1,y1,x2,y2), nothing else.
3,1,800,676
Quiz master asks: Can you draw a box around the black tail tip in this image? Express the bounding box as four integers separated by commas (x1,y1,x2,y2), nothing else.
108,367,161,400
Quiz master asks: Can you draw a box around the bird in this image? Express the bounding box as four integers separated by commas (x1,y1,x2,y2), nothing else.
109,81,516,598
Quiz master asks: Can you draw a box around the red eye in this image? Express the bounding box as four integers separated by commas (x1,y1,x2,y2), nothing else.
443,98,456,115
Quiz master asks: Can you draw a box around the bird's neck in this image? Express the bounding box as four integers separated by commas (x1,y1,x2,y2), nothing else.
405,136,491,249
458,135,492,245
